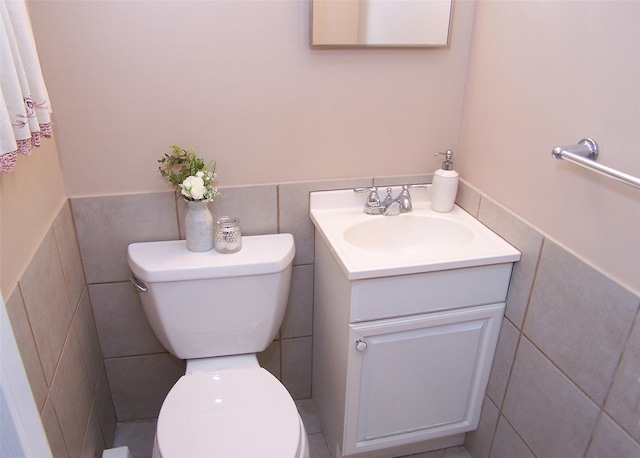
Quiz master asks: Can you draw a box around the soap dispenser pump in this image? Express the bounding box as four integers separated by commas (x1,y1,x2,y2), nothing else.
431,150,459,212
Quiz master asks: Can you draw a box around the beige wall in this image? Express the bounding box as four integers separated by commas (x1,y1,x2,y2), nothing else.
27,0,474,196
26,0,638,295
0,139,66,297
458,0,640,294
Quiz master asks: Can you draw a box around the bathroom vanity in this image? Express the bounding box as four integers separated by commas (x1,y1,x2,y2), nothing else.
310,188,520,457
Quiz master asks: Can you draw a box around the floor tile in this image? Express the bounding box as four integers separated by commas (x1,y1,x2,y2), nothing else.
112,419,156,458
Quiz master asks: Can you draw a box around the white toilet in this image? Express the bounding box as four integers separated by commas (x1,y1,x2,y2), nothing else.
127,233,309,458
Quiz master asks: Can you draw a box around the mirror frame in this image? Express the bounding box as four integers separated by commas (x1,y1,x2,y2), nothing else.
310,0,453,48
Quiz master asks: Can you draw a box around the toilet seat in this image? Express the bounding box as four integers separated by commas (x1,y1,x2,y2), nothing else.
154,367,302,458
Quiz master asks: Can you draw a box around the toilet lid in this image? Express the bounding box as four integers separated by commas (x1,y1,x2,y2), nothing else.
156,368,301,458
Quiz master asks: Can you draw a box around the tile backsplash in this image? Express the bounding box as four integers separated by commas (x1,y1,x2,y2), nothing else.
6,201,116,457
7,176,639,457
459,182,640,458
71,177,378,422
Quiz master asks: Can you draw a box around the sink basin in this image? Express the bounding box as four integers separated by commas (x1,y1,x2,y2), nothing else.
310,187,521,279
343,214,474,255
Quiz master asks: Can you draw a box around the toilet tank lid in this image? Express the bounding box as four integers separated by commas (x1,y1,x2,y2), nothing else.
128,233,295,283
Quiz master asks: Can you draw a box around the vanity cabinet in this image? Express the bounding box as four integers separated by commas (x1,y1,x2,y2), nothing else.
312,234,513,457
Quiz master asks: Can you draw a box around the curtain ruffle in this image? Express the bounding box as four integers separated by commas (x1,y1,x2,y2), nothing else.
1,0,53,173
0,124,52,173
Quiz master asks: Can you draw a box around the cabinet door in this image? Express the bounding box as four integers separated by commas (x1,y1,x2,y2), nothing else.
343,303,504,456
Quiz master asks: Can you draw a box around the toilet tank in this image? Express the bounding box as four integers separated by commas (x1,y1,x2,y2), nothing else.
127,234,295,360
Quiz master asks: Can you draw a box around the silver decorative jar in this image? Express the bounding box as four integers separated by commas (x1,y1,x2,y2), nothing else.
214,216,242,253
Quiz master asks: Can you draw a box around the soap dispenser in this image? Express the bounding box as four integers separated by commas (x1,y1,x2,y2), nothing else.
431,150,459,212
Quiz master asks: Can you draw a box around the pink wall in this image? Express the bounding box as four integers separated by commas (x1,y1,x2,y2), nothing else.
27,0,474,196
458,0,639,294
20,0,639,294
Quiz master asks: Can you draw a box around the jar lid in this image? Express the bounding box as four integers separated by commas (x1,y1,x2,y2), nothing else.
217,216,239,232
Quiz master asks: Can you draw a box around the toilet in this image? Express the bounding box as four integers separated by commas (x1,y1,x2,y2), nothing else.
127,233,309,458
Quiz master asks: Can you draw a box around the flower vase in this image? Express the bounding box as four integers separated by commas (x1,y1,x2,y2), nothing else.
184,201,214,252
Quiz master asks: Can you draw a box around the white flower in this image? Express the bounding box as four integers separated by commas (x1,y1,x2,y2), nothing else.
180,175,207,200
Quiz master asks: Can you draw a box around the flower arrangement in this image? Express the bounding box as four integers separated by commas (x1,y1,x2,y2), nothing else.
158,144,220,202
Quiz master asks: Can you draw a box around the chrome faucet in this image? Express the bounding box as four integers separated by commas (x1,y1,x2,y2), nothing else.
354,185,427,216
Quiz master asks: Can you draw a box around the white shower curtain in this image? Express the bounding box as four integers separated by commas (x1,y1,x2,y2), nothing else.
1,0,52,173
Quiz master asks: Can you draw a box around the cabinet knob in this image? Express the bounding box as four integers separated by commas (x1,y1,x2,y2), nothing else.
355,340,368,352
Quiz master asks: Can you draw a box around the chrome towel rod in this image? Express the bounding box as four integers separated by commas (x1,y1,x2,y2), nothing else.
551,138,640,190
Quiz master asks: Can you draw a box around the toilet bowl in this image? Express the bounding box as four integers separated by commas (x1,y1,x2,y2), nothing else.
127,234,308,458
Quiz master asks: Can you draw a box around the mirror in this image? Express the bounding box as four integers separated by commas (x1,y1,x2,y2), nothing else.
310,0,452,48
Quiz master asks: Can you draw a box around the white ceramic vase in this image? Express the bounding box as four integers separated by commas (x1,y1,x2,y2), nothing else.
184,201,214,252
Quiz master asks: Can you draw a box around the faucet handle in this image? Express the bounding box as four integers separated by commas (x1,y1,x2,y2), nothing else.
398,185,413,212
354,187,383,215
397,184,429,213
408,183,429,190
354,186,379,202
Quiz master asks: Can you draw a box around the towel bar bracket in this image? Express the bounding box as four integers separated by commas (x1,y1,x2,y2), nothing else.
552,137,599,161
